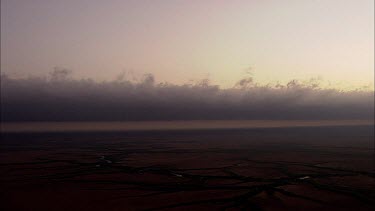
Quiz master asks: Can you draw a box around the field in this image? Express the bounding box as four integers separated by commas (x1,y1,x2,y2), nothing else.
1,125,374,210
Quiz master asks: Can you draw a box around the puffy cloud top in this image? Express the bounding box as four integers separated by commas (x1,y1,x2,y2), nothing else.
1,71,373,121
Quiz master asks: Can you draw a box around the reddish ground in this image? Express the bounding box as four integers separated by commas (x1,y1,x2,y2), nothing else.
0,126,374,210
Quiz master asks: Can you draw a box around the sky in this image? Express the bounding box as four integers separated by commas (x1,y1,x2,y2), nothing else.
1,0,374,90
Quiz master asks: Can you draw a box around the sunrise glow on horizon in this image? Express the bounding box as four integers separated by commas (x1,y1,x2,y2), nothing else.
1,0,374,90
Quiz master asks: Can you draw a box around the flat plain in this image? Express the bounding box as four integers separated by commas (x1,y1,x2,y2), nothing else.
0,125,374,210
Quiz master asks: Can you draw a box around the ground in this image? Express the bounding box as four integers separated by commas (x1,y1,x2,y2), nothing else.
0,126,374,210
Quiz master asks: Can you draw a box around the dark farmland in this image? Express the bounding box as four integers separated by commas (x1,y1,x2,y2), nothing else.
0,126,374,210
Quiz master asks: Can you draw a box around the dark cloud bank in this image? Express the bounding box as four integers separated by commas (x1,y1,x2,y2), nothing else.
1,70,374,121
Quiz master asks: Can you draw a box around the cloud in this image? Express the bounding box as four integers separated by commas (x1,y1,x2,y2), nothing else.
1,70,373,121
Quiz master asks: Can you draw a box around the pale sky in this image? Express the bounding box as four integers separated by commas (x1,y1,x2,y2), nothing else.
1,0,374,89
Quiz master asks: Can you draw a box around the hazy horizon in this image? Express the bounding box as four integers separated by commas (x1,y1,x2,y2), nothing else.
1,0,374,90
1,70,373,122
1,0,374,121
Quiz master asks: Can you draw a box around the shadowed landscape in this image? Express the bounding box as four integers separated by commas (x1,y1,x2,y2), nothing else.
1,0,374,210
1,125,374,210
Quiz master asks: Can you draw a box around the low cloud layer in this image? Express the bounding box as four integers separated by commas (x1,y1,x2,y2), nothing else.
1,70,374,121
